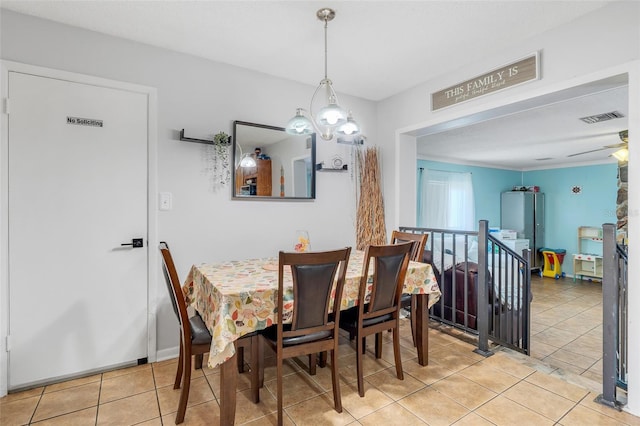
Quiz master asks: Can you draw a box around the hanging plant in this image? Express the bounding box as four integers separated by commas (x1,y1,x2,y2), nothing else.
212,131,232,185
214,131,231,147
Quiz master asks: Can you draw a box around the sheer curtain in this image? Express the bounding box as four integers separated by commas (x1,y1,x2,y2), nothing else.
417,168,475,230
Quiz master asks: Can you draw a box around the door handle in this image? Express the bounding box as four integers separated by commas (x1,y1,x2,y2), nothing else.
121,238,144,248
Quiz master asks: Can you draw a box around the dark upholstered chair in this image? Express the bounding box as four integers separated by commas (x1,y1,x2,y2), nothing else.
391,231,428,345
159,242,259,424
433,262,482,329
261,248,351,426
339,242,412,397
391,231,428,263
432,261,531,344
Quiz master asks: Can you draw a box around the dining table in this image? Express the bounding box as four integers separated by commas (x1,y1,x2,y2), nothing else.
182,249,440,424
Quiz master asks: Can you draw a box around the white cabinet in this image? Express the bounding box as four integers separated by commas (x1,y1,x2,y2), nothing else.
572,226,603,281
501,238,530,255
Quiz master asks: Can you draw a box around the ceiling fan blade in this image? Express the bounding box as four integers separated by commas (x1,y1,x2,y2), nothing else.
566,147,610,157
604,142,627,149
568,139,628,157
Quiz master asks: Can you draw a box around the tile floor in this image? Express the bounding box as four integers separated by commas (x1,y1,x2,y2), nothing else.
528,275,605,384
2,275,636,425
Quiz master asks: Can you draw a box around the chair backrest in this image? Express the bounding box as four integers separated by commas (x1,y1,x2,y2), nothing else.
359,242,413,318
390,230,428,262
159,242,191,342
277,247,351,339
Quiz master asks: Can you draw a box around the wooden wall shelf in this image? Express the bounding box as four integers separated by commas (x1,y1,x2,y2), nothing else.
179,129,232,146
316,164,348,172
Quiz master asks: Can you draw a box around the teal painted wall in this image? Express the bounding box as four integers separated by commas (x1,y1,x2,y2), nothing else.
417,160,618,276
524,165,618,275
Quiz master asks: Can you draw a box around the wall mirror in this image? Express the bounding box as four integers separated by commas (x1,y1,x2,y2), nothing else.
232,121,316,200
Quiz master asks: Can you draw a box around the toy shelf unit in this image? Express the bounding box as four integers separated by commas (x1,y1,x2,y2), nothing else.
573,226,603,282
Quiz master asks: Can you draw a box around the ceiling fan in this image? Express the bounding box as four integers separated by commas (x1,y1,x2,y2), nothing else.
567,129,628,158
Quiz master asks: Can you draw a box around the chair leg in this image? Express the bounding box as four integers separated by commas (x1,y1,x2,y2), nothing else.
309,353,317,375
194,354,203,370
375,332,382,359
249,335,260,403
356,336,365,397
330,349,342,412
237,345,245,373
410,295,417,347
392,326,404,381
258,337,265,388
174,337,184,390
319,351,327,368
175,349,192,424
277,354,283,426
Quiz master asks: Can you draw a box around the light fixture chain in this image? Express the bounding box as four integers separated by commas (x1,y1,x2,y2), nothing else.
323,17,328,79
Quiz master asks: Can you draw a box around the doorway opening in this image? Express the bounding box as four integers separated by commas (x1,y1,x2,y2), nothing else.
404,73,630,389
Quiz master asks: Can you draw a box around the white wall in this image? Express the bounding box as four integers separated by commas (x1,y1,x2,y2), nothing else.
0,10,376,354
376,1,640,415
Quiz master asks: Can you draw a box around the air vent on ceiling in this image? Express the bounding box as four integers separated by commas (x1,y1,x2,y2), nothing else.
535,157,552,161
579,111,625,124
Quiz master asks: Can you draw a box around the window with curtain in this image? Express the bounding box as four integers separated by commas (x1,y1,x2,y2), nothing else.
417,168,475,230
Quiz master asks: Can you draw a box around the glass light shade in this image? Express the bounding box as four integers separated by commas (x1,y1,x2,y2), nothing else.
336,113,360,136
286,110,314,135
240,153,257,168
317,102,347,127
612,148,629,162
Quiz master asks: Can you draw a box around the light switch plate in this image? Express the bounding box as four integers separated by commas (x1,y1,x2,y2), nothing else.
159,192,172,211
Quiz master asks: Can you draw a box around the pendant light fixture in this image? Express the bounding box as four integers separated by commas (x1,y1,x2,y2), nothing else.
285,8,360,141
236,144,257,168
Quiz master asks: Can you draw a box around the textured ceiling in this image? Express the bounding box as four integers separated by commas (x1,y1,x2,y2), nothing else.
0,0,614,101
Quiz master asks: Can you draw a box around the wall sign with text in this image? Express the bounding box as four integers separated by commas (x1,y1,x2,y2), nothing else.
431,52,540,111
67,116,103,127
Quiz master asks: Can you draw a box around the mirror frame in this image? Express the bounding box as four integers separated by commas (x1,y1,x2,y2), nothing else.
232,120,316,200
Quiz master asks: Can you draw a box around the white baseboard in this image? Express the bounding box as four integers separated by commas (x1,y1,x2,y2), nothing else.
155,346,179,363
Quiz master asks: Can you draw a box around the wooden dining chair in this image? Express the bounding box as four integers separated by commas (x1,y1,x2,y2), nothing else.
260,247,351,426
391,230,428,345
159,242,259,424
339,242,413,397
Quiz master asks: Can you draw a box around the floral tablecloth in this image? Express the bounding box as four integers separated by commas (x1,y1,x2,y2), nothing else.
182,250,440,368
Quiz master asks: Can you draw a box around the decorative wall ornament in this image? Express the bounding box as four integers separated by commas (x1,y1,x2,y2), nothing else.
571,185,582,195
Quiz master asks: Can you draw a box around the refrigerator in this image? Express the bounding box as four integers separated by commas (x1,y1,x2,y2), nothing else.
500,191,545,270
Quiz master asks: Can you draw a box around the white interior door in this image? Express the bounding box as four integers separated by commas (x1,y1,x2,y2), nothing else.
8,71,148,389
